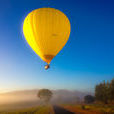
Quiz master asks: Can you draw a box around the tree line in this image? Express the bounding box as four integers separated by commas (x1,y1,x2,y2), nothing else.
84,78,114,104
95,78,114,104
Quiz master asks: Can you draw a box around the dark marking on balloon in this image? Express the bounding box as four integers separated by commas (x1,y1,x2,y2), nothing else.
44,55,55,60
52,34,58,36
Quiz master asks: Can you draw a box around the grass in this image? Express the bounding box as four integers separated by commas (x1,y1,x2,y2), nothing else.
0,103,114,114
0,105,54,114
61,104,114,114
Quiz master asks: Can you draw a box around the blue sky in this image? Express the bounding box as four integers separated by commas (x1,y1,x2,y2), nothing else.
0,0,114,93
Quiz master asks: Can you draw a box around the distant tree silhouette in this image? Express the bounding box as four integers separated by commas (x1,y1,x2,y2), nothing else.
84,95,95,104
95,79,114,104
110,79,114,102
38,89,53,104
95,81,109,104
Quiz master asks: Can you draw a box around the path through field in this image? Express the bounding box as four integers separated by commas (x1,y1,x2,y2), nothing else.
53,105,75,114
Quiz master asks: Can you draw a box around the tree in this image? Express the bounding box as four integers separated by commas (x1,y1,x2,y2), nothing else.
95,78,114,104
38,89,53,104
95,81,110,104
84,95,95,104
110,78,114,102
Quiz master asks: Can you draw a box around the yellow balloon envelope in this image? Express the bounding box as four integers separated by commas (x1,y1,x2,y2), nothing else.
23,8,71,67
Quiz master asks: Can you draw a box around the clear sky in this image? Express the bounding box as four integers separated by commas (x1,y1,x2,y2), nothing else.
0,0,114,93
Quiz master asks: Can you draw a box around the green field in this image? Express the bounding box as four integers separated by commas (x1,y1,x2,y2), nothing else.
0,105,54,114
0,104,114,114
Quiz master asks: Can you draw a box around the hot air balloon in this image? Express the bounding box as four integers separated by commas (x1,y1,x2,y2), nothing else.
23,8,71,70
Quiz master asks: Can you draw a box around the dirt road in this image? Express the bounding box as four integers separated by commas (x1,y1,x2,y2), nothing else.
53,105,75,114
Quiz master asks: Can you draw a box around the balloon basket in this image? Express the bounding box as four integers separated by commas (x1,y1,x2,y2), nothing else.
45,64,50,70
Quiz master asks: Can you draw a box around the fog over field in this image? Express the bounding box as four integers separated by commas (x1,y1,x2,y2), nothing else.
0,89,93,105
